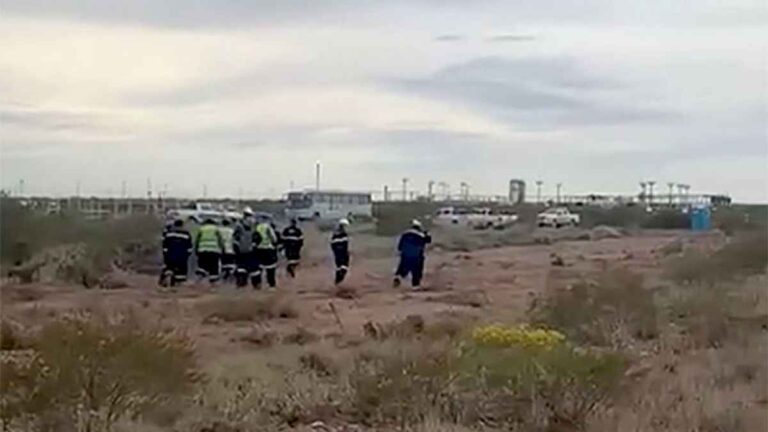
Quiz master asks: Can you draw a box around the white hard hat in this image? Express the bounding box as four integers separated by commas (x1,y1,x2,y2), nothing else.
243,206,254,216
412,219,422,227
339,218,350,226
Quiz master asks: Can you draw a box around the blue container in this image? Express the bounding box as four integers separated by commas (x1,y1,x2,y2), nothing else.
690,206,711,231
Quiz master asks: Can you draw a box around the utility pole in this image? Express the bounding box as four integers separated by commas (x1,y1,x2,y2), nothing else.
667,182,675,206
647,181,656,206
402,178,408,201
535,180,543,204
556,183,562,204
639,182,647,203
315,162,321,191
427,180,435,201
383,185,389,201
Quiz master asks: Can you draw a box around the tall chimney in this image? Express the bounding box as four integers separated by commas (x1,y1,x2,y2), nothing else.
315,162,321,191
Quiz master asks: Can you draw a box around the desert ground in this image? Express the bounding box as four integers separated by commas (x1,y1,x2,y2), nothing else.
1,222,765,432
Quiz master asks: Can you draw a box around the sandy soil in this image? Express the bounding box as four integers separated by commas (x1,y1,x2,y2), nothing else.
0,228,723,366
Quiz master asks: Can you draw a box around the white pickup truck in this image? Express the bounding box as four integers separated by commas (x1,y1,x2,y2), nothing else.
435,207,519,229
166,202,242,223
537,207,580,228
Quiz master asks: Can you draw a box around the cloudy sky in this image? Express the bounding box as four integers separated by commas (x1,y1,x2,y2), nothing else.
1,1,766,202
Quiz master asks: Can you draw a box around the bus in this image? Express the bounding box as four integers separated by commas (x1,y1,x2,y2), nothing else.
285,190,373,220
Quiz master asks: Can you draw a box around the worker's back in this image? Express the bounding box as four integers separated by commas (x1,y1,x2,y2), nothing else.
255,222,277,249
398,228,431,258
196,223,222,253
218,225,235,254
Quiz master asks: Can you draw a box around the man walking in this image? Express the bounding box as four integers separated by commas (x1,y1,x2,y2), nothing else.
393,219,432,290
282,218,304,278
219,218,236,282
331,218,350,285
254,215,279,289
233,208,258,288
160,219,192,287
195,217,224,284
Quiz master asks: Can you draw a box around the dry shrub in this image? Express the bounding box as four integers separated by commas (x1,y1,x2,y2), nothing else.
0,314,196,432
363,314,470,342
239,327,278,348
348,339,626,430
425,291,486,308
348,341,456,427
530,269,658,347
200,294,297,323
665,231,768,285
0,321,25,351
457,344,626,431
299,351,338,377
282,327,320,345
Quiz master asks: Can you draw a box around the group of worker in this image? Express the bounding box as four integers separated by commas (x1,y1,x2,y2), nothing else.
160,207,306,289
160,209,431,290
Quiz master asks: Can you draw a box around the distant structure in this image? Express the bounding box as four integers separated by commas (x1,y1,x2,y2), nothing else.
509,180,526,205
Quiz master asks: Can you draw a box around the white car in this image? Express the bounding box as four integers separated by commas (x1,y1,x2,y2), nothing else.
435,206,519,229
537,207,580,228
166,202,242,223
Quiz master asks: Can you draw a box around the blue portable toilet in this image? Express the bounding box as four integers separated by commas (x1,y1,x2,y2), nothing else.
690,206,711,231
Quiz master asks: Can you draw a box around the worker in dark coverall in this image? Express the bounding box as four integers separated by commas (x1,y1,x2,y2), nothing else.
393,219,432,289
282,218,304,278
233,207,258,288
330,218,351,285
159,219,192,287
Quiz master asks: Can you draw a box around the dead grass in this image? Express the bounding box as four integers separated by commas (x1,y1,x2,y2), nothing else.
0,313,197,432
199,294,298,323
530,268,659,348
0,320,25,351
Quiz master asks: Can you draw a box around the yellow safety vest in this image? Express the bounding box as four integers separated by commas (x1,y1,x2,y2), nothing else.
197,224,222,253
218,226,235,254
256,223,276,249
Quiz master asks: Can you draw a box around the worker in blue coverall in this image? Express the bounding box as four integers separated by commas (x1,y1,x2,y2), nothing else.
393,219,432,290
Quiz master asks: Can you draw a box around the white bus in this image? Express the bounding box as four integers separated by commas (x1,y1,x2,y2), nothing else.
285,190,373,221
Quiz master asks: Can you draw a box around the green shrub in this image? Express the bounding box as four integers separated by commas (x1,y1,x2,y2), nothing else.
642,209,690,229
0,200,162,281
457,344,626,430
530,269,659,347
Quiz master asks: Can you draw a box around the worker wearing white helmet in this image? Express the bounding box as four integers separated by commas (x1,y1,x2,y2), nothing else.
330,218,351,284
393,218,432,290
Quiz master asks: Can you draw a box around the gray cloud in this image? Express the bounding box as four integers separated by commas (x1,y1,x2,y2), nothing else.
395,56,675,128
485,33,536,42
6,0,766,29
434,34,464,42
0,105,103,131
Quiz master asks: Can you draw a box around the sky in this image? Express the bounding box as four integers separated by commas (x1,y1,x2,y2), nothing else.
1,0,766,202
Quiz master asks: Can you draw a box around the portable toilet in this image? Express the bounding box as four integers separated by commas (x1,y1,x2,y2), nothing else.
690,206,711,231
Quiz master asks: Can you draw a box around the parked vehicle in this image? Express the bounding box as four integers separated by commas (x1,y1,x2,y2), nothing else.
285,190,372,221
166,202,242,222
434,206,518,229
537,207,580,228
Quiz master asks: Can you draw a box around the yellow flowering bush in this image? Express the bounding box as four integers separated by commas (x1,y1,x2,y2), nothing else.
472,324,565,350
